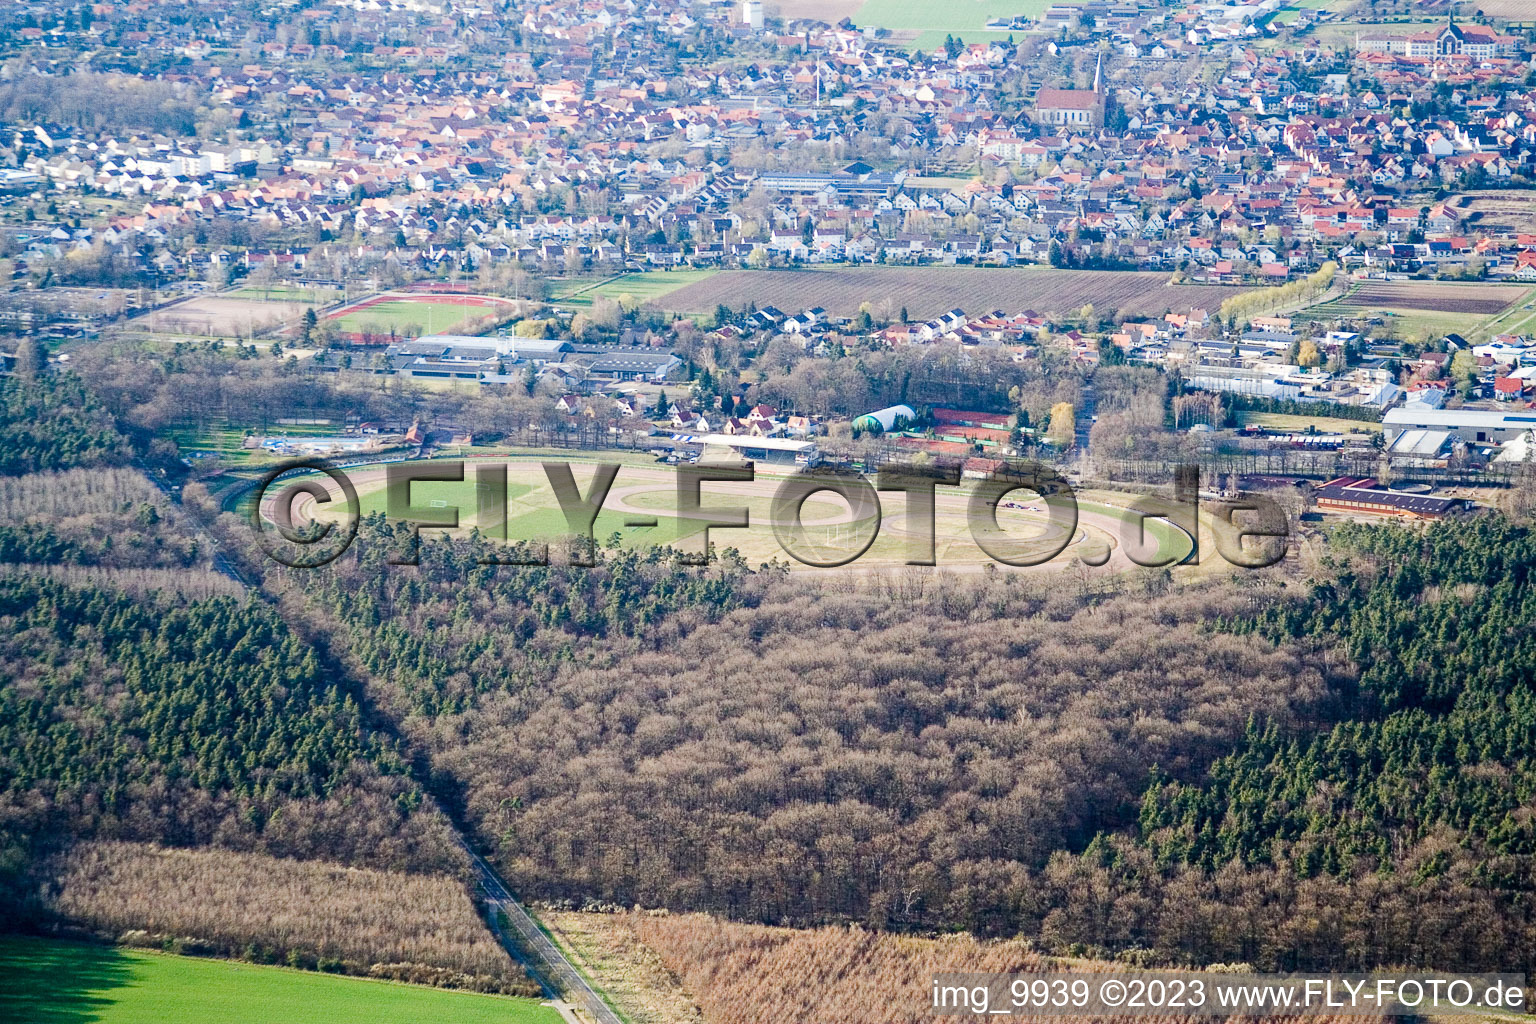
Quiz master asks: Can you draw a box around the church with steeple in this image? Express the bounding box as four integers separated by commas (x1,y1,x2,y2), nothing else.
1032,52,1105,128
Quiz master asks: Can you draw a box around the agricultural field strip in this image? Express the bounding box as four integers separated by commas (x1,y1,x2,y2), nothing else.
0,936,561,1024
1343,282,1528,315
551,269,720,308
1295,281,1532,338
654,268,1248,320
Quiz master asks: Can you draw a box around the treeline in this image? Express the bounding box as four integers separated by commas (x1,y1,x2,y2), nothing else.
1087,366,1196,465
1039,515,1536,972
1217,262,1337,328
44,842,534,995
0,374,134,476
749,342,1079,420
0,73,200,136
271,521,765,719
0,468,202,569
71,339,568,444
0,563,243,602
0,573,463,915
1215,392,1382,425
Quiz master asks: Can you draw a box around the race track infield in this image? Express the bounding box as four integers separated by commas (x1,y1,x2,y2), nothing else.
270,456,1215,573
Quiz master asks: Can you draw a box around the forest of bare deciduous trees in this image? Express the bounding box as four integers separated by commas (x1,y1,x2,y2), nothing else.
45,842,530,993
0,74,200,135
71,338,569,443
273,527,1316,933
0,466,203,568
750,343,1080,422
629,912,1385,1024
451,578,1320,930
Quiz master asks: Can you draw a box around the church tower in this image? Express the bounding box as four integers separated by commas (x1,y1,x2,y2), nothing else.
1093,51,1106,128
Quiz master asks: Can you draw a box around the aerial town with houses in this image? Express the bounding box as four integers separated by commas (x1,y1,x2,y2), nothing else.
13,4,1536,1023
6,0,1536,518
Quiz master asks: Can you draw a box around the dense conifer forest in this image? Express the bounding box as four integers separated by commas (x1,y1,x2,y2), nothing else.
1040,516,1536,971
0,374,134,476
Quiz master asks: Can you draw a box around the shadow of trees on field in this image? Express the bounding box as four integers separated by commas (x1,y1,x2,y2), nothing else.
0,936,133,1024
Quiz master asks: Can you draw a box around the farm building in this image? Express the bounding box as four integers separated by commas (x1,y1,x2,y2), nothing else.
1187,373,1301,401
1383,407,1536,445
1314,478,1463,520
1386,429,1454,462
510,337,575,365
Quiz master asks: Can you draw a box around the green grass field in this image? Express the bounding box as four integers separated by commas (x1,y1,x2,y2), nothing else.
330,297,505,336
1469,289,1536,342
1235,412,1382,435
1293,303,1463,342
852,0,1049,47
0,936,561,1024
552,270,720,310
1293,283,1533,344
341,470,716,551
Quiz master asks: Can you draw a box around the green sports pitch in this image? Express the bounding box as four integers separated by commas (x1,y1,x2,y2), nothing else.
328,296,509,337
0,936,562,1024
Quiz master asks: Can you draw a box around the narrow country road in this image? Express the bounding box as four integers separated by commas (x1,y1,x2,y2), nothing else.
138,458,251,586
458,840,624,1024
1075,374,1097,456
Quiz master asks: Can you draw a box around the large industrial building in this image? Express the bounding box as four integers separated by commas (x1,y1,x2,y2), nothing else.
1382,407,1536,446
